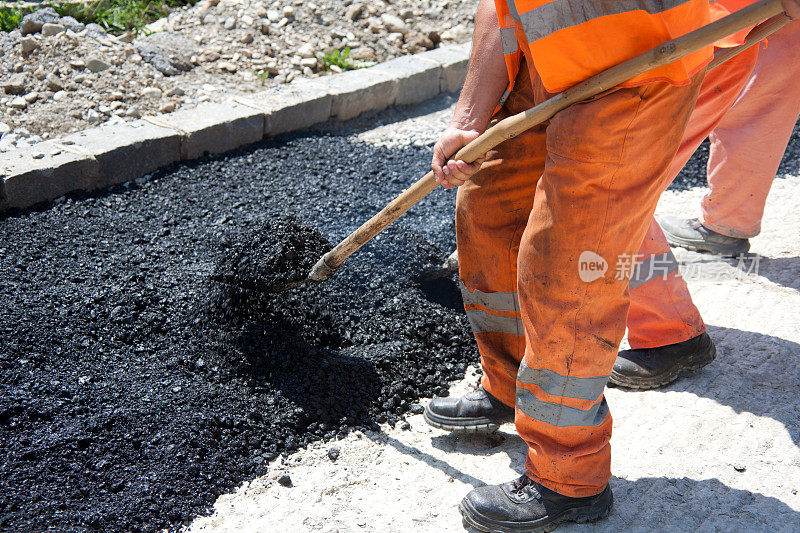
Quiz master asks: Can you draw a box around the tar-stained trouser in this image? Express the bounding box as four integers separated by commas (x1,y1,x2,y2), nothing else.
627,42,760,349
456,62,704,497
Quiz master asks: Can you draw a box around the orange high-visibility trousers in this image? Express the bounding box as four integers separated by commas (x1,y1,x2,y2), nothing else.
626,219,706,349
627,39,761,349
701,21,800,238
456,62,704,497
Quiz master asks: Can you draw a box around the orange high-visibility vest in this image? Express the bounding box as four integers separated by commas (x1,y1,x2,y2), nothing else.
495,0,714,93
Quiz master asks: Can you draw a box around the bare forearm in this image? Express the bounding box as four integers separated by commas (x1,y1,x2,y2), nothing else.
450,0,509,133
431,0,509,188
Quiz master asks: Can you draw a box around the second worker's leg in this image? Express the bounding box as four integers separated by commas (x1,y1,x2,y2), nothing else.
611,219,715,389
614,45,761,389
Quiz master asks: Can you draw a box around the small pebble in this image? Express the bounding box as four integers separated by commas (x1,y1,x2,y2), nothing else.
21,37,40,54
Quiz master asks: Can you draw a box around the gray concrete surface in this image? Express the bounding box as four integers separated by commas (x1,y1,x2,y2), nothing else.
187,98,800,533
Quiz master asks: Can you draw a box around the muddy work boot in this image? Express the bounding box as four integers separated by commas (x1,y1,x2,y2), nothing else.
660,216,750,257
609,331,716,389
459,475,613,533
424,384,514,432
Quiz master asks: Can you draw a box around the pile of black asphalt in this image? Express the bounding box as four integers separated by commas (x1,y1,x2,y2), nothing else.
211,216,333,292
0,133,476,532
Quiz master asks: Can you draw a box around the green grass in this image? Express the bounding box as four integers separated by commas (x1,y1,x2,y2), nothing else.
0,6,24,32
319,47,367,72
60,0,201,34
0,0,200,35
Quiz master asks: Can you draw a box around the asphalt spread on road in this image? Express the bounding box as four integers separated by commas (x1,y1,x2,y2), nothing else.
0,133,476,532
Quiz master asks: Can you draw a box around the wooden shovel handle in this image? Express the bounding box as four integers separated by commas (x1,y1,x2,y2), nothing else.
308,0,786,282
708,12,793,70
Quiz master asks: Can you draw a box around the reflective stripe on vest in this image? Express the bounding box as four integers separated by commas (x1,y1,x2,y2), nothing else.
517,358,608,401
500,26,519,54
629,251,680,291
495,0,712,93
516,388,610,427
506,0,695,43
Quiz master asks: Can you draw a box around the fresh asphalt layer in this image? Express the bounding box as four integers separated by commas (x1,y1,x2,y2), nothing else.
1,93,798,532
0,97,478,532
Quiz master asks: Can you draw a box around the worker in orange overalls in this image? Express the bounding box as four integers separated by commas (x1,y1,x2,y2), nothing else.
612,12,800,390
422,0,800,529
659,20,800,256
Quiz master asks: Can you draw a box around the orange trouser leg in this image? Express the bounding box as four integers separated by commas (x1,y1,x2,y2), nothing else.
458,60,704,495
626,45,758,349
515,74,704,497
456,64,548,408
702,22,800,238
626,219,706,349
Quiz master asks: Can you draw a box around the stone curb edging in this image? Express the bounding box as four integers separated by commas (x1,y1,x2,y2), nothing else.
0,43,470,212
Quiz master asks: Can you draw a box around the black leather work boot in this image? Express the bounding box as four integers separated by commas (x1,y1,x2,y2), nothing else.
459,475,613,533
424,384,515,432
660,216,750,257
609,331,716,389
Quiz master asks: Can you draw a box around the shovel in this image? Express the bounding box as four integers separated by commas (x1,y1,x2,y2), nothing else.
246,0,791,293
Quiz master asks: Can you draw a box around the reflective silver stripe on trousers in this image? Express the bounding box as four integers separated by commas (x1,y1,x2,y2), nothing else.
507,0,693,42
516,388,610,427
500,26,519,55
465,310,524,336
628,251,679,291
460,283,523,335
517,359,608,401
459,281,520,312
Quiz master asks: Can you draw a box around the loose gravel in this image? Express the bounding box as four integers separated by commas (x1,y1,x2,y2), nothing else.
0,125,479,532
211,215,332,292
0,0,475,148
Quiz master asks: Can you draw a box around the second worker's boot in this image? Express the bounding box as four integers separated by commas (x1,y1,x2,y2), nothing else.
424,384,515,432
609,331,716,389
660,216,750,257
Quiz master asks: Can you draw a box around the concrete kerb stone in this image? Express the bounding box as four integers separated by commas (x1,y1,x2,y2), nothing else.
370,55,443,107
143,102,265,160
1,143,100,209
59,121,181,189
233,82,332,137
309,68,399,122
419,43,471,93
0,44,471,212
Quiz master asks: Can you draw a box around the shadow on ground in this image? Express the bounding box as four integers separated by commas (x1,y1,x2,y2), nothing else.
381,426,800,530
594,476,800,531
752,255,800,291
650,325,800,444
